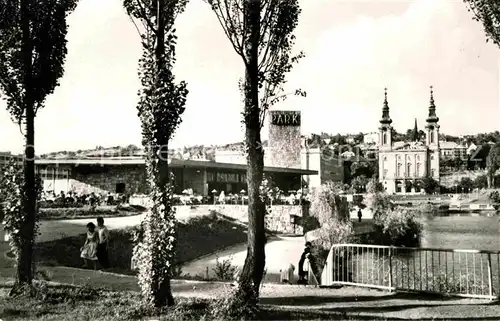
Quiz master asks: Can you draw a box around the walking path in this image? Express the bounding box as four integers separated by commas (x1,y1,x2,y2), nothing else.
181,235,305,282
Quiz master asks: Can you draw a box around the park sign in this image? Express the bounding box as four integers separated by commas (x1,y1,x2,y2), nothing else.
270,110,301,126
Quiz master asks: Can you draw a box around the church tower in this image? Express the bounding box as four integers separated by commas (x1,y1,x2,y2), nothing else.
379,87,393,151
425,86,440,149
425,86,440,182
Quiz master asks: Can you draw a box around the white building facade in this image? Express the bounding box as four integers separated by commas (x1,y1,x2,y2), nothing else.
378,87,440,194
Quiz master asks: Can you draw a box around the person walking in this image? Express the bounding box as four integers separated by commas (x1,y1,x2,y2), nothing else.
80,222,98,270
96,217,110,269
298,242,312,285
357,208,363,223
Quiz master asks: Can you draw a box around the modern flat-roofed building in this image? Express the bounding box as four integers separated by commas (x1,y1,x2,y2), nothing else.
35,157,317,196
36,109,317,195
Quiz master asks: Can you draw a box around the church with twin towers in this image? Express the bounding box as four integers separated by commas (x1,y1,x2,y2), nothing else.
378,87,441,194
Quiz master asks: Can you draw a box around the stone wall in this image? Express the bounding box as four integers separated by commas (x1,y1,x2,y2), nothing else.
71,166,147,195
202,205,305,235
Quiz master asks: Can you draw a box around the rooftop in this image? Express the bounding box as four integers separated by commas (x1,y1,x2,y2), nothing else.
35,157,318,175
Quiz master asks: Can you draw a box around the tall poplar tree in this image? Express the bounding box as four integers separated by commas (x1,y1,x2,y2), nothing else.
0,0,78,293
206,0,304,303
123,0,188,307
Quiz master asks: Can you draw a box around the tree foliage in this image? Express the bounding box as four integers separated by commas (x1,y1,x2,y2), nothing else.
0,159,43,261
0,0,78,125
421,177,439,194
464,0,500,46
486,143,500,187
310,183,350,225
123,0,188,307
207,0,305,124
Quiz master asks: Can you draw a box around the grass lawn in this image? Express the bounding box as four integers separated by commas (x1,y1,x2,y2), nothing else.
2,212,247,278
0,282,393,321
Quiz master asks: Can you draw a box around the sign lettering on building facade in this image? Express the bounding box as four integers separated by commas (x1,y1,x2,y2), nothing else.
270,111,301,126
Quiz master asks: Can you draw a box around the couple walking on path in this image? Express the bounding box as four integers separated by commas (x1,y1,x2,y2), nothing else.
80,217,110,270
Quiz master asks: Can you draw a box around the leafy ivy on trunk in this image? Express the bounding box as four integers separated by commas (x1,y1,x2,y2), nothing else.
0,0,77,294
206,0,305,304
123,0,188,308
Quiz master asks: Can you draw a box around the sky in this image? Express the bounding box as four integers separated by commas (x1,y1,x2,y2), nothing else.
0,0,499,154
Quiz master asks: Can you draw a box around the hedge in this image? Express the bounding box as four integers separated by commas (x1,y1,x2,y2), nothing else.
38,205,145,220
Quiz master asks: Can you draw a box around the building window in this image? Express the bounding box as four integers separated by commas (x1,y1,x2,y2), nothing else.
397,163,402,177
384,169,388,178
217,172,227,182
431,155,434,161
407,163,411,177
382,132,387,145
416,155,420,161
416,163,420,177
431,169,435,177
430,131,434,144
116,183,126,194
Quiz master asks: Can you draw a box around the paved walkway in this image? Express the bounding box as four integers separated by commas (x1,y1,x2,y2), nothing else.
182,235,306,282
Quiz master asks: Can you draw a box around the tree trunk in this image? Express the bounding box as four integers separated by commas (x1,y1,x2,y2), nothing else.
151,0,174,307
12,0,37,294
237,0,266,303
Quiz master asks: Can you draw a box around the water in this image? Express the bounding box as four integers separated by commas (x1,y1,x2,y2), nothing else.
421,215,500,251
339,215,500,295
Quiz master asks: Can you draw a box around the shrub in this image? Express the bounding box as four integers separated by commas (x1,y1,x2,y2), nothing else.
213,256,237,281
310,182,350,225
311,218,353,279
38,206,120,220
373,207,423,247
309,183,354,280
363,190,393,221
488,191,500,211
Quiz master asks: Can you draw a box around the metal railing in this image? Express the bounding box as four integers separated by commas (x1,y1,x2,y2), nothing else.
321,244,500,300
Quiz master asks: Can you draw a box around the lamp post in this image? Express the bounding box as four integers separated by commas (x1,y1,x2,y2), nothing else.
212,189,217,205
240,189,246,206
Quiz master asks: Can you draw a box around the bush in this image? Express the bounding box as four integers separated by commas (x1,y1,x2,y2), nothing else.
213,256,237,281
37,206,136,220
310,219,353,279
39,200,84,209
310,183,350,225
308,183,354,280
363,191,393,221
373,207,423,247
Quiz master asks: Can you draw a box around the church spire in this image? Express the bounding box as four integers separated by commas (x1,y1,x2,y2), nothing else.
412,118,419,141
380,87,392,125
427,85,439,123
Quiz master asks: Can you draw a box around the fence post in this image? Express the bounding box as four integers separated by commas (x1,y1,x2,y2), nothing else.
389,247,393,291
487,253,493,299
